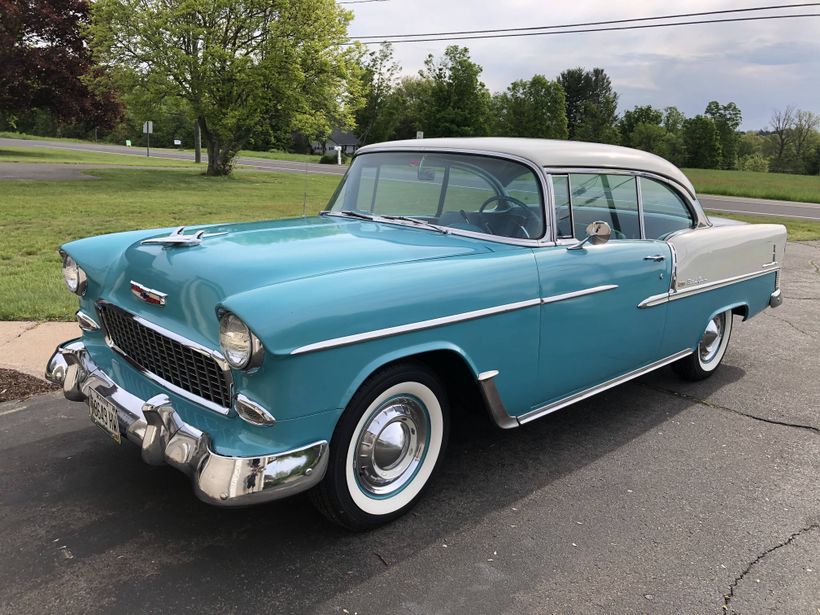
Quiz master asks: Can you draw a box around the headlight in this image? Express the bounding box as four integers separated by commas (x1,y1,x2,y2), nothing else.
61,252,87,295
219,312,263,370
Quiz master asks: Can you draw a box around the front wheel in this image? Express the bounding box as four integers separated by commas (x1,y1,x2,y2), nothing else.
672,310,734,381
310,362,449,530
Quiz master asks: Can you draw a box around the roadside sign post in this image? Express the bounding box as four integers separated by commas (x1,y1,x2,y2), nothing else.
334,145,342,165
416,131,424,139
143,121,153,157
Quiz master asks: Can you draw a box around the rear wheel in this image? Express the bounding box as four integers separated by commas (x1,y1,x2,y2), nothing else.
672,310,734,381
310,362,449,530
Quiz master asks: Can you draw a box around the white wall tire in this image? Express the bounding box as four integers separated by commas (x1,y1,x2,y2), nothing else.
673,310,734,381
310,362,449,530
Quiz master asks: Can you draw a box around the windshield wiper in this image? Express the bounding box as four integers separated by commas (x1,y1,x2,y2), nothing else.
335,210,376,221
381,215,449,234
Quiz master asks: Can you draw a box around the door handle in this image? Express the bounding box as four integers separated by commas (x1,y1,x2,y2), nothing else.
643,254,666,262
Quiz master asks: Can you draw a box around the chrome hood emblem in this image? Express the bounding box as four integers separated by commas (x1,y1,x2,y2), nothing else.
142,226,205,247
131,281,167,306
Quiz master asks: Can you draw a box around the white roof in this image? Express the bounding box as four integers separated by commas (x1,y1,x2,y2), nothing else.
358,137,696,197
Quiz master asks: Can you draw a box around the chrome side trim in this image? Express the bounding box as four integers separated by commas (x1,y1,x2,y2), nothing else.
45,340,327,507
477,370,517,430
290,298,542,355
97,301,233,415
291,286,617,356
638,268,780,309
76,310,100,332
517,349,693,425
541,284,618,305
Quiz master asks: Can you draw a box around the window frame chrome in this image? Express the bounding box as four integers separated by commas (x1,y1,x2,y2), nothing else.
96,300,234,415
330,147,554,248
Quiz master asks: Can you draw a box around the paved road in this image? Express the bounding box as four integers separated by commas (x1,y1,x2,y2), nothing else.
0,242,818,614
700,194,820,222
0,137,348,176
3,137,819,220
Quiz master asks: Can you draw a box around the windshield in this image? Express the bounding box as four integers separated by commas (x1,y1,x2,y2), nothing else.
328,152,545,240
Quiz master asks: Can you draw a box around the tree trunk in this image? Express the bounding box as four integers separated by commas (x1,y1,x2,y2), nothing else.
200,118,236,176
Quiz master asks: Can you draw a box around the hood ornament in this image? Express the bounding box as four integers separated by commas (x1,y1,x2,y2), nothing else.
131,281,167,306
142,226,204,247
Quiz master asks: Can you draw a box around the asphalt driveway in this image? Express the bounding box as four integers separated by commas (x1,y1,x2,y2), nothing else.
0,242,818,614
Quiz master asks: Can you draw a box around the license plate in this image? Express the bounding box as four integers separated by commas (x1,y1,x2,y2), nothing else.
88,388,121,444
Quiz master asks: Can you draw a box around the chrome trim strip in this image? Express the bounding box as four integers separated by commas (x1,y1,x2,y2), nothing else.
291,285,618,356
235,393,276,426
76,310,100,332
290,298,542,355
635,174,646,240
46,340,327,506
518,349,693,425
477,370,518,430
638,268,780,309
761,261,780,269
97,301,233,415
541,284,618,305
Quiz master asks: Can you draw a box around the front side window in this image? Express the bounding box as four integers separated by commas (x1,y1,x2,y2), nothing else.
568,173,641,240
329,152,545,240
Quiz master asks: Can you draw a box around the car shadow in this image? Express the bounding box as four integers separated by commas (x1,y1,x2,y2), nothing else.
0,363,746,613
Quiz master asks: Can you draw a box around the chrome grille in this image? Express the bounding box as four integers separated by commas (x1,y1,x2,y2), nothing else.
98,303,232,409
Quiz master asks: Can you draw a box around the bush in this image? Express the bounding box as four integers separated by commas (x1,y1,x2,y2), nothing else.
319,151,348,164
738,153,769,173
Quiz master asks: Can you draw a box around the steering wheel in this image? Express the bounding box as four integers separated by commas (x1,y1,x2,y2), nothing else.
478,195,538,238
478,195,534,219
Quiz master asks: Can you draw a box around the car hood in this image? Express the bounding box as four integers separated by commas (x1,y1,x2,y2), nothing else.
81,216,495,344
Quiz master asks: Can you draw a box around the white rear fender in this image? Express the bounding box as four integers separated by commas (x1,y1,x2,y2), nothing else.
669,224,786,292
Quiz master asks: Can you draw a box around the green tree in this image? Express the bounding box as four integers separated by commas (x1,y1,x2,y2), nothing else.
618,105,663,145
90,0,359,175
385,76,431,140
683,115,721,168
355,43,400,145
556,67,619,143
705,100,742,169
663,106,686,134
492,75,567,139
420,46,491,138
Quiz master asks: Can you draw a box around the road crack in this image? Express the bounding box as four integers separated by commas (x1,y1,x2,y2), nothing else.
640,384,820,435
763,310,816,338
721,524,820,613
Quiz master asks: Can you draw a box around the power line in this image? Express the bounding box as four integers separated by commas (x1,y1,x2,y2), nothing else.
347,12,820,44
350,2,819,39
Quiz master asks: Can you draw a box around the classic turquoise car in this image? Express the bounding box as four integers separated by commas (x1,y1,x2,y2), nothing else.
47,138,786,529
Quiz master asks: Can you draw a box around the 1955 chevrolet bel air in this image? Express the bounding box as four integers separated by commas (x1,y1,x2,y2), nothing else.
47,138,786,529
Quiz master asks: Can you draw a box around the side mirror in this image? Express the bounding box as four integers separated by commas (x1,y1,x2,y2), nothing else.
567,220,612,250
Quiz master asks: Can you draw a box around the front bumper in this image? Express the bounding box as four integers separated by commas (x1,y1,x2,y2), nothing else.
46,339,328,507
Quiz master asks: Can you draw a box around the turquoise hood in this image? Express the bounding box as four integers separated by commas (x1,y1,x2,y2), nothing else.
66,216,495,346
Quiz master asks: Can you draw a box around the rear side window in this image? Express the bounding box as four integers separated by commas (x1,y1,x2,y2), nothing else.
640,177,695,239
569,174,641,239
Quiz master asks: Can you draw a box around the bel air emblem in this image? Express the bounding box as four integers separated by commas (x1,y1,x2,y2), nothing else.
131,281,167,306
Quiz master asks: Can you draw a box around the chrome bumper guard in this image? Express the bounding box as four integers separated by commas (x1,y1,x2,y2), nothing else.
46,340,328,507
769,289,783,308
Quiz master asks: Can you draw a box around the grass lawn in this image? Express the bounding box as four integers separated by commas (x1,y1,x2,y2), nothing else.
0,146,196,167
705,212,820,241
238,149,323,163
0,168,340,321
0,131,92,144
685,168,820,204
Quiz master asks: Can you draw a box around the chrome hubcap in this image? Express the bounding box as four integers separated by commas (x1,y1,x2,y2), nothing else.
699,313,725,363
355,396,428,496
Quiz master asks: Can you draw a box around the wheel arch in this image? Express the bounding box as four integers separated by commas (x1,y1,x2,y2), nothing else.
339,342,490,423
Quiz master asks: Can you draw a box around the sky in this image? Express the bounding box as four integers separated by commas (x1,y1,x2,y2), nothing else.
345,1,820,130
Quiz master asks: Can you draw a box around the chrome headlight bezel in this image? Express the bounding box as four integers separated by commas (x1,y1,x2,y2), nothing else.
60,250,87,296
218,312,264,370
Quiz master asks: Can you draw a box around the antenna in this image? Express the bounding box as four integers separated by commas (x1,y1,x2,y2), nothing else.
302,157,308,218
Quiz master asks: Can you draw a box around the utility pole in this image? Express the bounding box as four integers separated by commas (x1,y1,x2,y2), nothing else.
194,120,202,164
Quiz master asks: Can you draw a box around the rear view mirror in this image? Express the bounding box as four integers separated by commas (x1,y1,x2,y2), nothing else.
567,220,612,250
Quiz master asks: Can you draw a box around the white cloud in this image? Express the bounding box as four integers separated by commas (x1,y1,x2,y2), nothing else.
348,0,820,129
